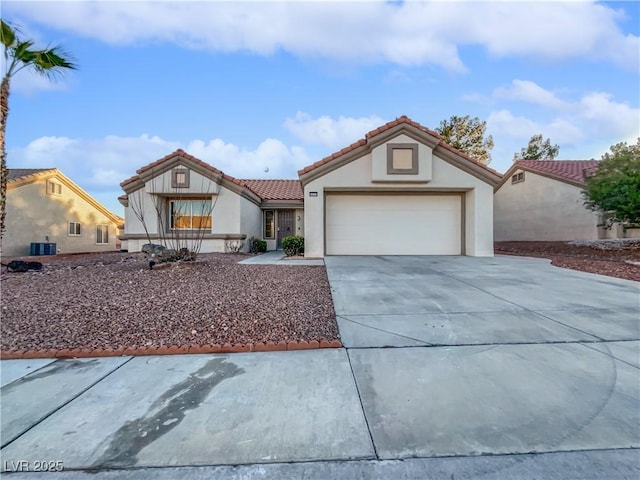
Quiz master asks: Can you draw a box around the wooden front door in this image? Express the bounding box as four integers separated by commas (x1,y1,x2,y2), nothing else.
276,210,295,249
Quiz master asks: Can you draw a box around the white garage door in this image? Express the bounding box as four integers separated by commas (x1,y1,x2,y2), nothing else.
325,194,462,255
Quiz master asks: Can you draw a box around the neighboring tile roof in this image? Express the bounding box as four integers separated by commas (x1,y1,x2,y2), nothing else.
7,168,55,182
240,180,303,201
297,115,501,177
515,160,600,185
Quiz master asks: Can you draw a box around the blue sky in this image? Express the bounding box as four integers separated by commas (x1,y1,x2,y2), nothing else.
4,0,639,216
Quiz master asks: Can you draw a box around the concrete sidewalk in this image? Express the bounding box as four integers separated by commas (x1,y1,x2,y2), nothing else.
238,251,324,266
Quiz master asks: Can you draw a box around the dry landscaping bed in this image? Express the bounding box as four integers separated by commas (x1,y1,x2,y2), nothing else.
495,240,640,282
1,252,339,358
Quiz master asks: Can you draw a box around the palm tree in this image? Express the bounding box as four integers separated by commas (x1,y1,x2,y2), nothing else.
1,19,77,238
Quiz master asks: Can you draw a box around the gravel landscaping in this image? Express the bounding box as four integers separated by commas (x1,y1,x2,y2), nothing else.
495,240,640,282
1,252,338,353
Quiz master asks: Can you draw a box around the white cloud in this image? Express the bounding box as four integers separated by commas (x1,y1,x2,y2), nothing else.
4,1,638,72
486,79,639,140
493,80,568,110
9,132,312,213
284,112,385,148
485,82,639,171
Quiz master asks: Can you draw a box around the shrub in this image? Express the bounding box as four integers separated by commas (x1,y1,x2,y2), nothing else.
252,239,267,253
282,236,304,257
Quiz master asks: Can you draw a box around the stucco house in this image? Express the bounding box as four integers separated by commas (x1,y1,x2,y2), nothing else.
4,168,124,257
494,160,639,241
119,116,502,257
118,151,304,253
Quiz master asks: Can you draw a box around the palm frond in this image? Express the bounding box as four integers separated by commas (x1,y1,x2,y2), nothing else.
1,19,16,47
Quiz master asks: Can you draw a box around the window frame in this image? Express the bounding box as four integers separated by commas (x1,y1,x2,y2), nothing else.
96,224,109,245
511,172,525,184
264,210,275,239
171,168,190,188
169,198,213,230
47,181,62,195
387,143,419,174
68,222,81,236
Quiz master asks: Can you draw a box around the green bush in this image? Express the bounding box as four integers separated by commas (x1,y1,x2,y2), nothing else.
252,239,267,253
282,236,304,257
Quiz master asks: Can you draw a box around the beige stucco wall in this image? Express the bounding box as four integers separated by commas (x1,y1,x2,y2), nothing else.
240,195,263,251
124,168,262,253
303,134,494,257
4,178,120,257
494,170,599,242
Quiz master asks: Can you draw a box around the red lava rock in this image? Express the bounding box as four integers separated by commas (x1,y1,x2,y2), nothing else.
0,252,339,354
495,241,640,282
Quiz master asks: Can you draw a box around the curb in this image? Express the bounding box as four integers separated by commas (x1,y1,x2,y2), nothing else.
0,339,343,360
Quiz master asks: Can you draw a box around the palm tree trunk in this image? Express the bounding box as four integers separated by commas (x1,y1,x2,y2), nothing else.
0,75,9,242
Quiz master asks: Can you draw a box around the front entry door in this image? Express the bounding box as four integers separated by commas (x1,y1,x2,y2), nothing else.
276,210,295,249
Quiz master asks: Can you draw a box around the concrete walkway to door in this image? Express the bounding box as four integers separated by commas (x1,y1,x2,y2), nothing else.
239,250,324,265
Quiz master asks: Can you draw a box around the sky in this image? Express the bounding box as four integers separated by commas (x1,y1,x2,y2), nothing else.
3,0,639,216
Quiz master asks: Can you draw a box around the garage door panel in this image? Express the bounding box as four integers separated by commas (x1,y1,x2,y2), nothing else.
326,194,462,255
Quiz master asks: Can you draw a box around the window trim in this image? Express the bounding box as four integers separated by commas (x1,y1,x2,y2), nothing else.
264,210,275,239
68,222,81,236
96,224,109,245
47,180,62,195
511,172,525,184
171,168,190,188
387,143,419,174
169,198,213,230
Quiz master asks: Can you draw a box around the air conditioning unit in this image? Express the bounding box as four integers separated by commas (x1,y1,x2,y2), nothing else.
30,243,57,256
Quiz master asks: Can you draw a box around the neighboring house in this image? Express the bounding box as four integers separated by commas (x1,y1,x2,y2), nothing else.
494,160,640,241
4,168,124,257
120,116,502,257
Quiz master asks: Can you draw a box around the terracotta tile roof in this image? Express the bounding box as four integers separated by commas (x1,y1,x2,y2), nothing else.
240,180,303,201
120,149,246,189
297,115,501,177
7,168,55,182
515,160,600,185
120,150,302,201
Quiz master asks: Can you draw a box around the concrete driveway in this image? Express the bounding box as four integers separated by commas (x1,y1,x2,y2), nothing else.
328,255,639,460
1,255,638,478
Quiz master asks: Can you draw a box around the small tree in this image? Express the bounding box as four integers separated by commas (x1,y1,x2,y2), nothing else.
128,170,219,266
436,115,494,165
583,138,640,225
514,134,559,161
1,20,76,238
